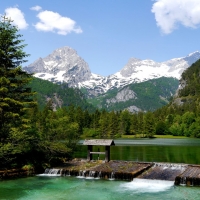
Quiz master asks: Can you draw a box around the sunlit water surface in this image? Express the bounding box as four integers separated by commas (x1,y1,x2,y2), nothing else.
0,176,200,200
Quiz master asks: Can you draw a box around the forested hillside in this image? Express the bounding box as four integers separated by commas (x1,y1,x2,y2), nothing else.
88,77,179,112
28,77,94,111
153,59,200,137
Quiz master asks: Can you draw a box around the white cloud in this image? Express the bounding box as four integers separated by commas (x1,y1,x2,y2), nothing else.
152,0,200,34
5,7,28,29
34,10,82,35
30,5,42,11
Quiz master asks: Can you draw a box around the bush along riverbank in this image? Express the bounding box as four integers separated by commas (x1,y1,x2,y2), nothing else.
0,165,35,180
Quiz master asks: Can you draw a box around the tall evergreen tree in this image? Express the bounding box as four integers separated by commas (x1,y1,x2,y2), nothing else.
143,112,155,137
98,110,109,138
108,111,119,138
0,16,36,167
130,114,139,136
119,110,131,135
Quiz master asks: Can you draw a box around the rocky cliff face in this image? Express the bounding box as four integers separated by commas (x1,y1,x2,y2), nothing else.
24,46,92,87
106,87,137,104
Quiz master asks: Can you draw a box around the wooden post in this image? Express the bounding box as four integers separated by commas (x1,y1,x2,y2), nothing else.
105,146,110,162
87,145,93,161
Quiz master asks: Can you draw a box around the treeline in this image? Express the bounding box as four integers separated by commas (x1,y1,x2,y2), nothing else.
61,105,200,139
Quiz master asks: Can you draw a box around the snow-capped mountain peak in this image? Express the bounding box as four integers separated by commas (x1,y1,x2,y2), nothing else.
24,46,92,87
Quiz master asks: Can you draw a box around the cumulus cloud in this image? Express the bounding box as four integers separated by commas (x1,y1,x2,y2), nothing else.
5,7,28,29
152,0,200,34
30,5,42,11
34,10,82,35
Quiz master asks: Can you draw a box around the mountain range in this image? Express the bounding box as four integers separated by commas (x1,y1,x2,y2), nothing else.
24,46,200,98
24,46,200,112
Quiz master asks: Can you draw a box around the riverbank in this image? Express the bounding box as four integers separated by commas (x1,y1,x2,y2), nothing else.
0,167,35,180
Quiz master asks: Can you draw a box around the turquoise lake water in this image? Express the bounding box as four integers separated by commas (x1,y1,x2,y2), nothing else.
0,176,200,200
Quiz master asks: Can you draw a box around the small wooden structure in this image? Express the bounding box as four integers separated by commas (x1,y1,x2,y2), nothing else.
83,139,115,162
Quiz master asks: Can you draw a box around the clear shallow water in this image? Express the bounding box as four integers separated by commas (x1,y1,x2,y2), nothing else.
75,138,200,164
0,176,200,200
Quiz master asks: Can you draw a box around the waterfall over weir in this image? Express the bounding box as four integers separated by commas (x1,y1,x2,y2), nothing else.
109,172,115,180
38,161,200,186
37,168,62,176
76,170,103,179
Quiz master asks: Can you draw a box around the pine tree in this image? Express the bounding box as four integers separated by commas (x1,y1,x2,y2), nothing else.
98,110,109,138
119,110,131,135
0,16,36,167
130,114,139,136
107,111,119,138
143,112,155,137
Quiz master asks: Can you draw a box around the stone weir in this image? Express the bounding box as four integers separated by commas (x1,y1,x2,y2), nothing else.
41,160,200,186
175,165,200,186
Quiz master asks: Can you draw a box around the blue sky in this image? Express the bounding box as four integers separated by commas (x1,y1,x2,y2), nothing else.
1,0,200,76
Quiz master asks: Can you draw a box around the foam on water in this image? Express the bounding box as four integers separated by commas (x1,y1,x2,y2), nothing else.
76,176,85,178
37,168,61,177
37,174,61,177
85,177,95,179
121,178,174,193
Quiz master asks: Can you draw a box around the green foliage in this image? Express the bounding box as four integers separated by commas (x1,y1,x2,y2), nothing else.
143,112,155,137
82,128,99,138
27,106,80,167
155,121,167,135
